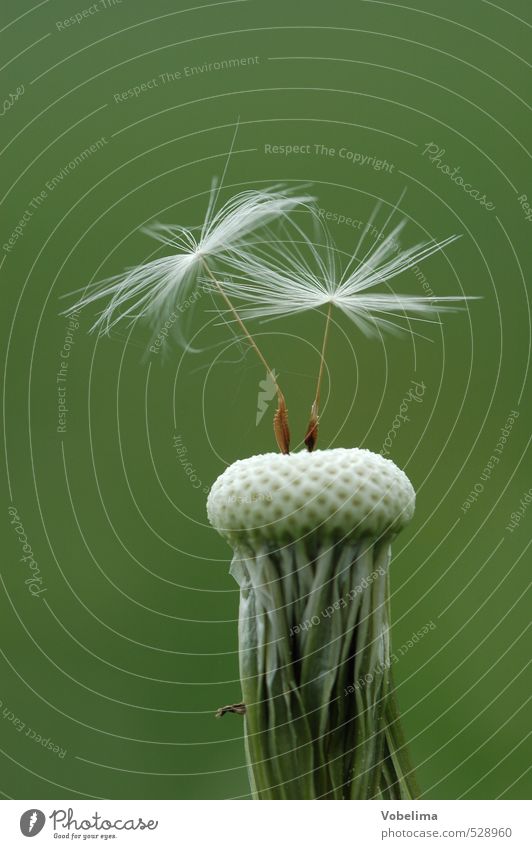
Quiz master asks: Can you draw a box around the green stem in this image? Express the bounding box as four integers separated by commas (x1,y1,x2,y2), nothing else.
229,538,419,799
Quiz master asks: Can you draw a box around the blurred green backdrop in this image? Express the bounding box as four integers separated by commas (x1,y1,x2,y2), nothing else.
1,0,530,800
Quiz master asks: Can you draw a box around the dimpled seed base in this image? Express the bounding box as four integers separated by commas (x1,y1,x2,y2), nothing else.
207,447,415,546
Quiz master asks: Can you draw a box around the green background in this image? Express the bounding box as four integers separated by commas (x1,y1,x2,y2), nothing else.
1,0,530,800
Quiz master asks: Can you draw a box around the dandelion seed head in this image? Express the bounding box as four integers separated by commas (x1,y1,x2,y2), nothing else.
63,181,313,338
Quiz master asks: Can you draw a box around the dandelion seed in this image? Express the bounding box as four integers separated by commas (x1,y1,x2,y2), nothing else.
64,182,312,335
219,200,478,448
63,180,313,453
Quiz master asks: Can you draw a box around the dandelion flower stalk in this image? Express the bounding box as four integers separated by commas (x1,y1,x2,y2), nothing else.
208,448,420,799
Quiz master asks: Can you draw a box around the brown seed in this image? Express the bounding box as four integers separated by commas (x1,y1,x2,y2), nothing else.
304,402,319,452
273,393,290,454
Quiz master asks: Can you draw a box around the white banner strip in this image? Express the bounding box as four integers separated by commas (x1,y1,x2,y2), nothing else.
0,799,528,848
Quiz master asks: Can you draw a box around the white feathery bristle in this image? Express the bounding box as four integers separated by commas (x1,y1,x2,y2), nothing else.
219,204,476,338
63,182,313,334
